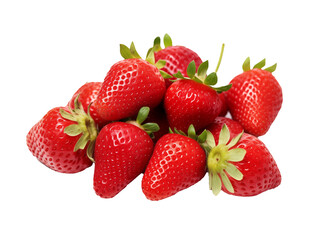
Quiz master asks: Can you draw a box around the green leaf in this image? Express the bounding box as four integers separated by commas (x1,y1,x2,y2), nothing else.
225,163,243,181
145,49,155,65
163,33,173,48
197,130,207,144
120,44,134,59
242,57,251,72
187,124,197,140
64,124,82,136
206,130,216,148
218,124,230,145
204,72,218,86
74,133,89,152
220,171,234,193
143,123,160,133
197,60,209,80
160,70,173,79
130,42,141,59
264,63,277,73
59,108,76,121
228,148,246,162
213,84,232,93
253,58,266,69
186,61,196,79
155,60,166,69
211,172,222,195
153,36,162,52
227,131,243,149
192,76,203,84
173,71,186,79
136,106,150,125
86,141,95,163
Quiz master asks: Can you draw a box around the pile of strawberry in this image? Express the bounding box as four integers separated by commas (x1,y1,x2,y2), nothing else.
26,34,283,200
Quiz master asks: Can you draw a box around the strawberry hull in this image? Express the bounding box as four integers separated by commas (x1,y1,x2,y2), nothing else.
222,133,281,196
26,107,93,173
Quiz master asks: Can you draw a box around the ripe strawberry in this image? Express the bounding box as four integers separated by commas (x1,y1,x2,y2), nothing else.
225,58,283,136
152,34,203,88
93,107,158,198
164,45,231,133
26,98,98,173
68,82,108,128
205,124,281,196
142,126,207,201
206,117,243,140
93,52,166,121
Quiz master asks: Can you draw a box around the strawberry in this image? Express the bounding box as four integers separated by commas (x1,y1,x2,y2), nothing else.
142,126,207,201
93,107,159,198
68,82,108,128
151,34,203,88
164,44,231,133
26,97,98,173
93,48,166,122
205,124,281,196
225,58,283,136
206,117,243,140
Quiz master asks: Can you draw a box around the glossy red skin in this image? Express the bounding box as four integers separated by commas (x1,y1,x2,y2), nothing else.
94,58,166,122
222,133,281,196
164,79,222,133
206,117,244,141
94,122,154,198
225,69,283,136
68,82,108,129
154,46,202,88
142,133,206,201
218,92,228,117
26,107,93,173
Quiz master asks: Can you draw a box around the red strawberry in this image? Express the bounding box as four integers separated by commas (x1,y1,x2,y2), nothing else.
164,46,231,133
225,58,283,136
26,98,98,173
165,79,222,133
152,34,203,88
142,126,207,201
205,124,281,196
206,117,243,140
93,57,166,122
68,82,108,128
93,107,158,198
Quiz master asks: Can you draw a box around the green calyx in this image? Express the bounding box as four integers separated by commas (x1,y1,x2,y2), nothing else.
126,106,160,138
170,44,232,93
169,124,208,145
205,124,246,196
151,33,173,52
242,57,277,73
120,42,171,79
59,95,98,162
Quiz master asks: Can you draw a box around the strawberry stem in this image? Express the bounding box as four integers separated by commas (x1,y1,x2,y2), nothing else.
215,43,225,73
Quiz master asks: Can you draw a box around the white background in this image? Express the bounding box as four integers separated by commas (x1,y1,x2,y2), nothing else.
1,0,318,239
